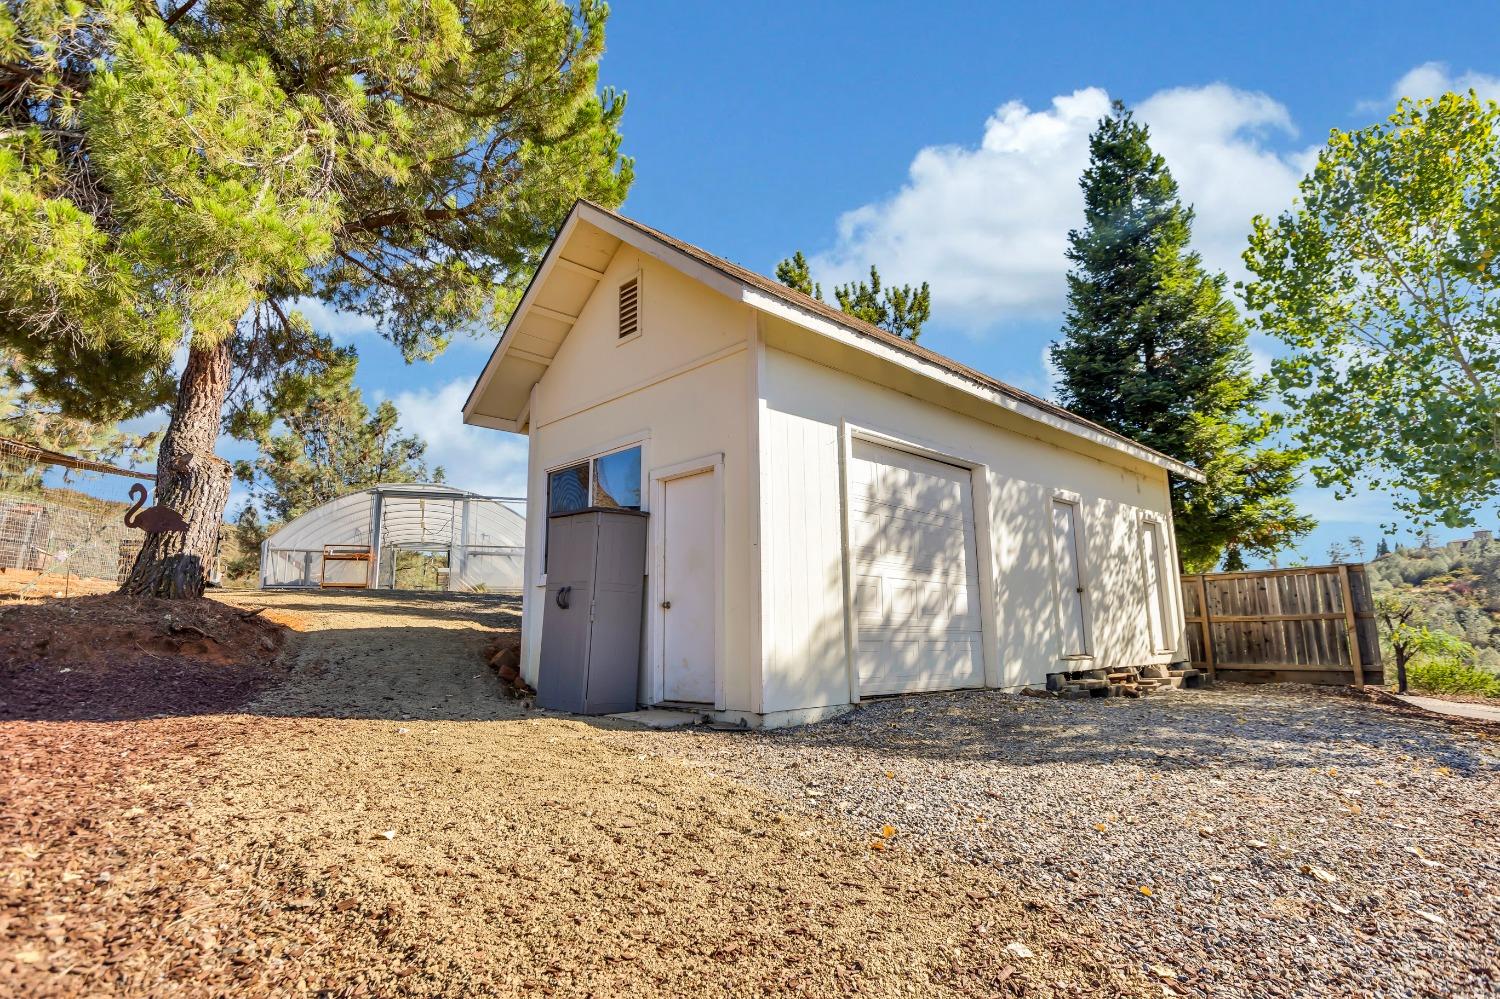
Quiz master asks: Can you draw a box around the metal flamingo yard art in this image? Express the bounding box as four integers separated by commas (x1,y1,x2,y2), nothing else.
123,483,189,534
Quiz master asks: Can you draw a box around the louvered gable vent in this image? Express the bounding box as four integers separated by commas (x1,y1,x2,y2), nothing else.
618,276,640,339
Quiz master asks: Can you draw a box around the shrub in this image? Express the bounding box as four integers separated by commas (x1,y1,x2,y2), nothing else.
1407,658,1500,697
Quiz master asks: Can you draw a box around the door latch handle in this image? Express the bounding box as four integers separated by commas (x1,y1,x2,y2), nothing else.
556,585,571,609
661,600,671,609
1076,586,1085,593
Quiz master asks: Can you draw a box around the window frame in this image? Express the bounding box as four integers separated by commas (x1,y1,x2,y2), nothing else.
542,440,645,574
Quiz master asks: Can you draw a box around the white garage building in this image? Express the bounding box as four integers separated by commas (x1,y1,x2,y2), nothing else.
258,483,526,592
463,202,1202,727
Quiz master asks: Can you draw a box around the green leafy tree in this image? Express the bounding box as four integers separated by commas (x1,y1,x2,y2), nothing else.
1050,101,1312,572
775,254,932,341
0,0,630,597
230,362,441,524
1243,92,1500,530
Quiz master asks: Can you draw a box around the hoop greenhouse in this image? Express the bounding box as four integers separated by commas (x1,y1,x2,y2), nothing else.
258,484,525,592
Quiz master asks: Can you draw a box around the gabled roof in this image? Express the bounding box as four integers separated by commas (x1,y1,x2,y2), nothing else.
464,201,1204,483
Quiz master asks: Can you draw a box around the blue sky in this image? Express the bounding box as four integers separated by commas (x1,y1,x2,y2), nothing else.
211,1,1498,563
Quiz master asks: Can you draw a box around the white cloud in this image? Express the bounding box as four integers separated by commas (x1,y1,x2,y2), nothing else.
389,378,528,498
290,297,498,354
1378,62,1500,107
291,297,378,343
808,83,1315,332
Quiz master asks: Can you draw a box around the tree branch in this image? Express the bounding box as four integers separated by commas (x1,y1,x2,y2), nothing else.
161,0,202,28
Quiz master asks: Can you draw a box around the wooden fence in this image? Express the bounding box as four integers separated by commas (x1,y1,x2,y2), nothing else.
1181,565,1383,686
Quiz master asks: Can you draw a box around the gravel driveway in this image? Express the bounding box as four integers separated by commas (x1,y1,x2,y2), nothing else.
638,686,1500,999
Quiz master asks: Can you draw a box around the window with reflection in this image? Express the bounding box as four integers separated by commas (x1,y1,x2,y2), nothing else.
593,446,642,510
543,445,643,570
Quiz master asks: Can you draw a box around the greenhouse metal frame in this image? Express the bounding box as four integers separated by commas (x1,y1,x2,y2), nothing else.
259,483,525,592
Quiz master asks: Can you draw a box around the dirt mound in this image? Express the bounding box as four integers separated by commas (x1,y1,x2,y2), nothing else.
0,595,293,721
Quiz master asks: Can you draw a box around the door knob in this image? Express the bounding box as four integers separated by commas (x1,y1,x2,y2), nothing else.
661,600,671,609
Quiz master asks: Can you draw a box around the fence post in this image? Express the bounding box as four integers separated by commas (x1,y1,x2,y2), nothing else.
1196,573,1216,682
1337,564,1365,688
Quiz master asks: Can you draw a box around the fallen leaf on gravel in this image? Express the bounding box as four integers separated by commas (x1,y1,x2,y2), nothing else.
1301,864,1338,883
1004,941,1034,959
880,825,896,838
1139,885,1153,897
868,840,886,852
1413,910,1446,925
1093,822,1109,832
884,771,894,779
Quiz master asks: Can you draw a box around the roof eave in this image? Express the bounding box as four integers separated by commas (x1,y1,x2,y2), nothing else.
740,289,1206,483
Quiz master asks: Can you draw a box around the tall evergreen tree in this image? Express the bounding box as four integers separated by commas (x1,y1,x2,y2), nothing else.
1049,102,1311,571
230,361,440,524
774,254,931,341
775,251,821,300
0,0,630,597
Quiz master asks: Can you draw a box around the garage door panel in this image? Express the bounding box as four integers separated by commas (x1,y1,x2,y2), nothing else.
856,635,984,696
849,440,984,696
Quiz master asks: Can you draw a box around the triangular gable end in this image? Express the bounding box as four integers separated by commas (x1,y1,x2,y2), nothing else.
463,201,1203,483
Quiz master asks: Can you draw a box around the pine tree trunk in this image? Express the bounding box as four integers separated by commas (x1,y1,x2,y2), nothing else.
120,340,234,599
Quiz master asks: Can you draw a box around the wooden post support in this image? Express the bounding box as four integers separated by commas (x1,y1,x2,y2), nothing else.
1337,564,1365,687
1196,573,1216,682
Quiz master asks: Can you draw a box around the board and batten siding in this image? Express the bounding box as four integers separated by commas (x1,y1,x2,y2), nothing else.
758,406,848,713
756,343,1185,711
518,245,759,711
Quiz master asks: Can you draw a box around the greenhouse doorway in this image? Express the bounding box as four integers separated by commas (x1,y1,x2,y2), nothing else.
381,543,452,591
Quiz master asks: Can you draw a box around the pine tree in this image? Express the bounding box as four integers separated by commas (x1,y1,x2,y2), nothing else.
230,362,441,524
775,254,931,341
1376,536,1392,558
1049,102,1312,572
0,350,159,465
775,252,820,299
1,0,630,597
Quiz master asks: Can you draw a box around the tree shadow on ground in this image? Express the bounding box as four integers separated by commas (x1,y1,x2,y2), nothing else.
751,686,1493,776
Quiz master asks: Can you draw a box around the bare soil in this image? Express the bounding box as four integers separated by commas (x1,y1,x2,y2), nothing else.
0,592,294,720
2,589,1149,998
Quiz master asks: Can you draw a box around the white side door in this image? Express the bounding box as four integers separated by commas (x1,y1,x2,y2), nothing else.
659,469,716,703
848,440,984,696
1051,499,1089,657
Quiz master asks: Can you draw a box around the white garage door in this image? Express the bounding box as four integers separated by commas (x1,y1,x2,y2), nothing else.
848,439,984,696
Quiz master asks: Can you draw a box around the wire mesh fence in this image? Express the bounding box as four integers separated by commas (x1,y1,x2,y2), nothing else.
0,437,153,598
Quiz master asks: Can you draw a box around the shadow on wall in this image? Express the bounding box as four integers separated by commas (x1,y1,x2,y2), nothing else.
768,450,998,711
